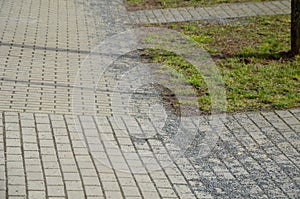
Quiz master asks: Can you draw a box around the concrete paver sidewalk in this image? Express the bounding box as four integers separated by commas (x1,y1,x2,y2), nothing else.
1,109,299,198
128,0,291,24
0,0,299,198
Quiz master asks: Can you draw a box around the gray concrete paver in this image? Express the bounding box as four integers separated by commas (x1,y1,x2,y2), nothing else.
130,0,291,24
1,109,298,198
0,0,299,198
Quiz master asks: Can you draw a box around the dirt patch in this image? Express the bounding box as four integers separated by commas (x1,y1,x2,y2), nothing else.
126,0,161,12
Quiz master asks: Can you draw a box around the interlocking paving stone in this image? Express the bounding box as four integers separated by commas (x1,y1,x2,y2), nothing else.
0,109,299,198
0,0,299,198
129,0,291,24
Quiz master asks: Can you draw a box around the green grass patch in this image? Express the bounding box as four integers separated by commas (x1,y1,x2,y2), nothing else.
126,0,271,11
140,15,300,113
